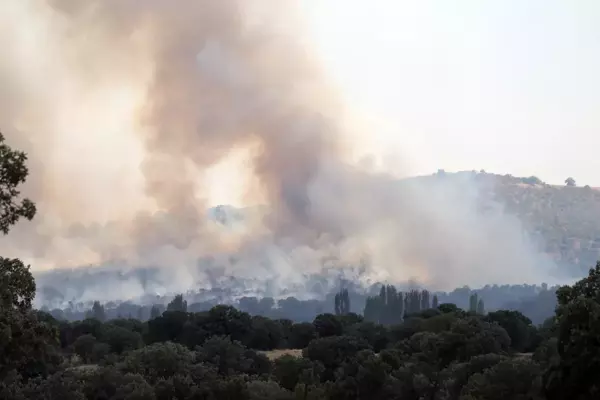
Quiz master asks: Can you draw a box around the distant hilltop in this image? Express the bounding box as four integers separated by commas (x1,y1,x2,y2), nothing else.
208,170,600,277
410,170,600,274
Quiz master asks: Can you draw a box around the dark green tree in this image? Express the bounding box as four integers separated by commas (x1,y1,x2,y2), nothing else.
150,304,161,319
120,341,195,383
363,296,380,323
334,289,351,316
438,303,460,314
272,354,323,391
166,294,187,312
469,293,479,313
100,323,143,354
313,313,343,338
86,301,106,322
477,298,486,315
565,177,576,187
406,289,422,315
288,322,317,349
421,290,430,310
73,334,98,363
364,285,404,325
303,335,371,381
0,138,62,381
0,258,36,312
136,306,144,321
544,261,600,399
461,358,544,400
197,336,270,377
0,133,36,234
486,310,535,352
246,315,283,350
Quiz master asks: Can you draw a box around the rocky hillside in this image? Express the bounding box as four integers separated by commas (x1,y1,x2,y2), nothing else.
427,171,600,275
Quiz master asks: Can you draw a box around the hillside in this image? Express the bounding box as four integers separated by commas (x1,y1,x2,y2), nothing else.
209,170,600,278
424,170,600,275
33,170,600,310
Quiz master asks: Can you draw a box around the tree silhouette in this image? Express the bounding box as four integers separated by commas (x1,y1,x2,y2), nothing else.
167,294,187,312
0,133,36,234
334,289,351,315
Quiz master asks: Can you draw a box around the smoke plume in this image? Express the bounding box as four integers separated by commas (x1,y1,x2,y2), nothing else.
0,0,558,303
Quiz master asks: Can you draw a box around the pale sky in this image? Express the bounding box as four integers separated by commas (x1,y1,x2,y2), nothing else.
4,0,600,212
304,0,600,186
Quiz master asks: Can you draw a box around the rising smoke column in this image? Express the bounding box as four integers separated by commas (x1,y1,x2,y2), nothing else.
0,0,557,301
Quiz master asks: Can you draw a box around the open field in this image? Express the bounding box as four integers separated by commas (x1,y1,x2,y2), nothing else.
260,349,303,360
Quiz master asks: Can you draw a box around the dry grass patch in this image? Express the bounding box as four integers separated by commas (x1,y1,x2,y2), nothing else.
260,349,303,360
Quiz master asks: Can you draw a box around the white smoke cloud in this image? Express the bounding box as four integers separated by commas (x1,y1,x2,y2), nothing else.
0,0,561,305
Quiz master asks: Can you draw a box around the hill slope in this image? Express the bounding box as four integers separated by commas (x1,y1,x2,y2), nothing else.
424,171,600,275
33,170,600,307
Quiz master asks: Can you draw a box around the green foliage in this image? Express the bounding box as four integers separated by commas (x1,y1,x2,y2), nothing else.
0,257,36,312
73,334,98,363
438,303,460,314
0,154,62,382
166,294,187,312
303,335,371,381
485,310,535,352
520,175,543,185
0,285,572,400
334,289,351,316
272,355,323,391
149,305,161,320
461,358,544,400
247,315,284,351
476,299,485,315
544,261,600,399
346,321,389,352
100,323,143,354
364,287,439,325
120,342,195,383
0,133,36,234
438,354,507,400
469,293,478,313
313,313,343,338
85,301,106,322
533,337,558,367
197,335,270,377
288,322,316,349
326,349,390,400
565,177,576,187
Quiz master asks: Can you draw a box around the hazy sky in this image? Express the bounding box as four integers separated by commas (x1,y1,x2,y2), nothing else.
1,0,589,285
305,0,600,186
3,0,600,211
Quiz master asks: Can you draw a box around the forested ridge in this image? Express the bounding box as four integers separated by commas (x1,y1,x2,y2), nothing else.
2,137,600,399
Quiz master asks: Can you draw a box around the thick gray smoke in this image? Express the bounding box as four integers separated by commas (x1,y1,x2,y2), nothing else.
0,0,559,304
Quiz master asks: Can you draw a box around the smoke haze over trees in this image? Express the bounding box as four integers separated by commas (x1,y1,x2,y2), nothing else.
3,3,600,397
0,0,571,304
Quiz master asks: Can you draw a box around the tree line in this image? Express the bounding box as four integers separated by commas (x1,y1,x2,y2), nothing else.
42,281,558,328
